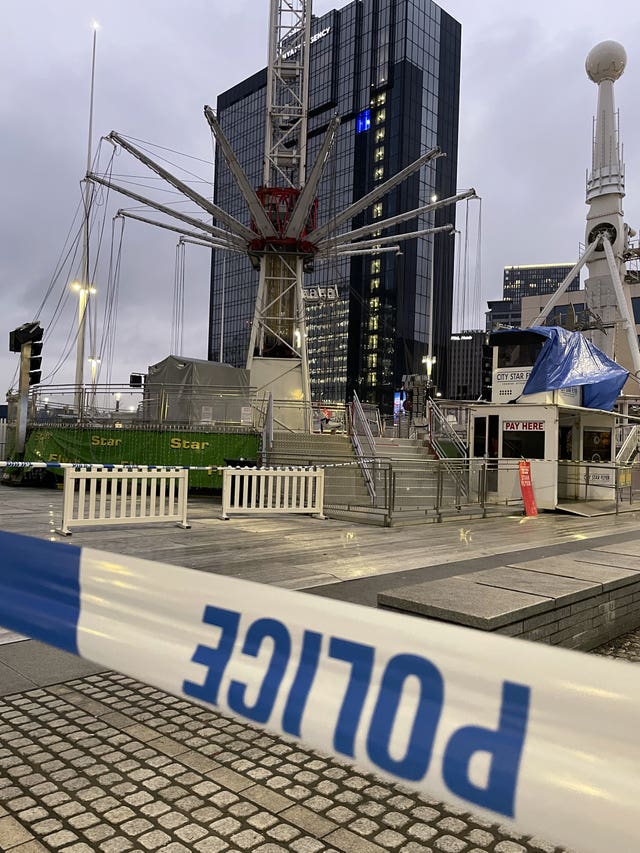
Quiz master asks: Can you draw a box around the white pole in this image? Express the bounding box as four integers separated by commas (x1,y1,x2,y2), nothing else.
74,22,99,414
219,254,226,362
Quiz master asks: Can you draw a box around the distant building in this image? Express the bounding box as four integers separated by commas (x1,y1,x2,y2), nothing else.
485,299,521,332
446,330,487,400
486,263,580,330
521,283,640,342
503,263,580,304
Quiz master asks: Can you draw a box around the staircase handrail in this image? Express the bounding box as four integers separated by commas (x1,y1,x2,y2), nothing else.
350,392,376,500
261,392,274,466
427,398,468,459
427,398,469,499
616,422,640,464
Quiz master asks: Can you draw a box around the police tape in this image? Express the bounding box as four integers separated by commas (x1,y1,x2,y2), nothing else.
0,460,361,471
1,528,638,853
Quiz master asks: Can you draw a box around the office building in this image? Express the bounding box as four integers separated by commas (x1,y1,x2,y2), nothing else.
485,299,521,332
210,0,461,413
446,330,488,400
503,263,580,304
486,263,580,330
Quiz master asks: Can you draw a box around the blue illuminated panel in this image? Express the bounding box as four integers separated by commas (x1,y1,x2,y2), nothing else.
356,109,371,133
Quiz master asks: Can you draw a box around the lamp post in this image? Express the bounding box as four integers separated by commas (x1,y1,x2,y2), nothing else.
219,253,226,363
422,354,437,387
74,21,99,414
72,282,97,413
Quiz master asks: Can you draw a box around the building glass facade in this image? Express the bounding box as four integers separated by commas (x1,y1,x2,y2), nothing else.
502,264,580,305
486,264,580,331
209,0,461,414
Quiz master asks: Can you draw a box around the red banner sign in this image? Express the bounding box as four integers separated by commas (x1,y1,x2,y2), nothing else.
518,460,538,517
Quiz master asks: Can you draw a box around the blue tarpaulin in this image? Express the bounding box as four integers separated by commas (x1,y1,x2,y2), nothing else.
492,327,628,411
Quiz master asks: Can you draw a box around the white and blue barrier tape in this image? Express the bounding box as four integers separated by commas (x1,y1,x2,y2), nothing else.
1,528,639,853
0,461,360,471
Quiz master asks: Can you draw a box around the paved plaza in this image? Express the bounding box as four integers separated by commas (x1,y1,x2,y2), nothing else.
2,487,640,852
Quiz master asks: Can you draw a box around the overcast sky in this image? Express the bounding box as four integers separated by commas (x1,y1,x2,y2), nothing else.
2,0,640,398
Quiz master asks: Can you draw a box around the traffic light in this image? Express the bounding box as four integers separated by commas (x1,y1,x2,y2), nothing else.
29,339,43,386
10,321,42,352
481,342,493,401
9,322,44,386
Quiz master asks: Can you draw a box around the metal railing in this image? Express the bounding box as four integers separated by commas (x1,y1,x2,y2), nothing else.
349,392,377,501
615,423,640,464
321,456,497,526
558,460,640,511
261,393,274,466
427,398,468,458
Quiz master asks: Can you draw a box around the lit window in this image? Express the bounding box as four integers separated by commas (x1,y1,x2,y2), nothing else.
371,259,381,274
375,128,385,143
368,371,376,384
369,334,378,349
371,229,382,237
369,315,378,330
374,166,384,181
370,277,380,291
374,147,385,162
376,92,386,106
356,109,371,133
370,296,380,310
376,108,386,124
368,354,378,368
372,202,383,219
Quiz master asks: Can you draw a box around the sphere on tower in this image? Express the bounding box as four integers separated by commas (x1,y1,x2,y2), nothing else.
585,41,626,83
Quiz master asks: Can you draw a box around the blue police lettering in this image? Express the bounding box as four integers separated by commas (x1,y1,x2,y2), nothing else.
183,605,240,704
227,618,291,723
328,637,375,756
442,681,530,817
367,653,443,780
184,609,530,820
282,630,322,737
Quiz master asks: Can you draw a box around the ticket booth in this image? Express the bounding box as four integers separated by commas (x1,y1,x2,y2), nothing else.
470,405,559,509
468,326,629,511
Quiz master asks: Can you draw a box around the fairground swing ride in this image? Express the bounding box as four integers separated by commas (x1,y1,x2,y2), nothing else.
83,0,474,431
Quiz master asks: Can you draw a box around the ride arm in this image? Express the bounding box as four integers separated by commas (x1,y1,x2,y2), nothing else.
107,131,256,243
306,146,444,244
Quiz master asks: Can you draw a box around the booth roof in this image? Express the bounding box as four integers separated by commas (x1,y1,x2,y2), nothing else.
490,327,629,411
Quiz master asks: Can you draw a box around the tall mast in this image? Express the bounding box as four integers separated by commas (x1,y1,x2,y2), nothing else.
74,22,99,414
244,0,313,427
583,41,640,376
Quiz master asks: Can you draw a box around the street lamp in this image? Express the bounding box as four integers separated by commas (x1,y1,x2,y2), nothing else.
422,354,437,386
114,392,121,412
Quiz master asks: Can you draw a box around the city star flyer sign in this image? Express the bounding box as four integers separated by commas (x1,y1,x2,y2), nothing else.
1,530,640,853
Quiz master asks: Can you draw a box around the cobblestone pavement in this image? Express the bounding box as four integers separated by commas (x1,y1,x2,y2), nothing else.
0,670,571,853
592,625,640,662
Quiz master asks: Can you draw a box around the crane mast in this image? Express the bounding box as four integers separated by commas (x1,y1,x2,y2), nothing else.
246,0,313,425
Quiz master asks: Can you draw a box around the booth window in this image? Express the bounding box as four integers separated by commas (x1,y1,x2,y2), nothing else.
502,430,545,459
497,341,544,368
583,429,611,462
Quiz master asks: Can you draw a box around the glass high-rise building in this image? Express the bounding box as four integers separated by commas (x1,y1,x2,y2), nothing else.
209,0,461,413
502,264,580,305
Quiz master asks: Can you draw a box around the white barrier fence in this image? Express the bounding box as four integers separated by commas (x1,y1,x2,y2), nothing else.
222,466,325,520
57,466,190,535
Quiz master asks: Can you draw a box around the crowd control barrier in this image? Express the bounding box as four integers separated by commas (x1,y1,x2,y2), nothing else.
1,531,639,853
56,465,190,535
221,466,325,520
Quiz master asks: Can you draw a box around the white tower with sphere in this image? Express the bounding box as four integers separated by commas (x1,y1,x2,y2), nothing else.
583,41,639,373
